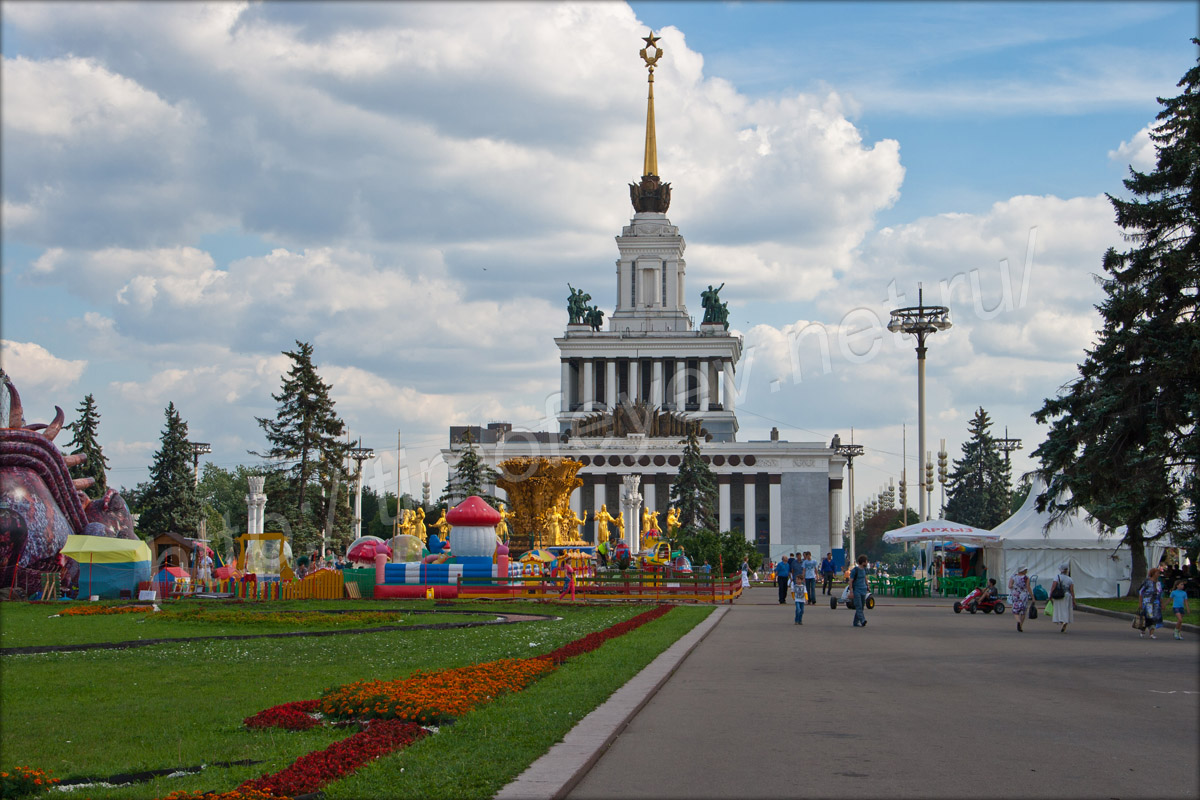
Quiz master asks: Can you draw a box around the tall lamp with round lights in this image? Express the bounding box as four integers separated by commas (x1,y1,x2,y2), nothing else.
888,285,952,521
833,440,865,567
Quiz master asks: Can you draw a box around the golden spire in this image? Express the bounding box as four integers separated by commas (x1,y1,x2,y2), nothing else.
640,33,663,177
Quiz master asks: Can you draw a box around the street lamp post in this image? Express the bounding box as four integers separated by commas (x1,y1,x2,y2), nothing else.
349,441,375,540
833,440,865,567
996,426,1023,466
188,441,211,578
888,285,952,522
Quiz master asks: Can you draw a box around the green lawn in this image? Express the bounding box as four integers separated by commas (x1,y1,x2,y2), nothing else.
0,600,711,798
1079,596,1199,626
0,599,543,648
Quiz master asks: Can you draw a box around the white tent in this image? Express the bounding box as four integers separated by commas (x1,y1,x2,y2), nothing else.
883,519,1000,546
983,478,1131,598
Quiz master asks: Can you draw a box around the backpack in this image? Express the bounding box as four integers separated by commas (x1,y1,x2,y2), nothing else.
1050,580,1065,600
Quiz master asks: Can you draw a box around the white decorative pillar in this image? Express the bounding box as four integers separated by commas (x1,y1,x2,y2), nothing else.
582,359,594,412
723,361,736,414
719,481,731,532
256,496,266,535
674,360,687,410
605,360,617,410
621,474,642,555
561,360,571,412
698,360,710,411
643,482,656,517
651,360,664,406
829,485,844,553
628,359,639,403
743,480,756,545
769,481,782,546
247,476,266,536
593,482,607,541
570,486,582,516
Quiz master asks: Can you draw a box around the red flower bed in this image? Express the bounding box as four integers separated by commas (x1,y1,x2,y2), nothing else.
59,604,152,617
238,720,426,797
161,789,285,800
243,700,321,731
539,605,672,664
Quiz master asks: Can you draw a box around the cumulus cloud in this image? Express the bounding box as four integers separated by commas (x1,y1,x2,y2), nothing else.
1109,123,1158,172
0,340,87,394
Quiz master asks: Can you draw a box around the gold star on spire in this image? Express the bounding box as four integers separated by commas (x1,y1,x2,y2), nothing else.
642,33,661,49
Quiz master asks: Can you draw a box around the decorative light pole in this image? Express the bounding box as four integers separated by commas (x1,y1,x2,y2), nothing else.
996,426,1023,466
888,285,952,522
833,440,865,566
349,440,375,540
937,439,949,517
188,441,211,553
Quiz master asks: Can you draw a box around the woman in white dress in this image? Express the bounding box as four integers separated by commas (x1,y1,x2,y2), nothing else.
1050,563,1075,633
740,558,751,589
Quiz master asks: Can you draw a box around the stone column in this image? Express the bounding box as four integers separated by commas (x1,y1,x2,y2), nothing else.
698,360,710,411
582,359,594,412
621,474,642,555
674,360,687,410
247,476,266,536
628,359,639,403
255,496,267,535
723,361,736,414
718,479,731,532
651,360,664,406
561,360,571,412
643,482,656,517
570,485,582,517
769,479,782,547
605,360,617,410
743,478,756,545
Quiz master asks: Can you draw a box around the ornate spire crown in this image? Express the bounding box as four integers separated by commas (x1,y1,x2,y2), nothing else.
630,32,671,214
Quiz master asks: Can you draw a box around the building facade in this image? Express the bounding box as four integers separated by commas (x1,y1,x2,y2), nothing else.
443,35,845,560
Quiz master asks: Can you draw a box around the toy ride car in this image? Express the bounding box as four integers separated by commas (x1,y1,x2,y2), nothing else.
953,586,1005,614
831,584,875,610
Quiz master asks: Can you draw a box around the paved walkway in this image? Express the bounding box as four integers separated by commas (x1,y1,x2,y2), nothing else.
563,587,1199,800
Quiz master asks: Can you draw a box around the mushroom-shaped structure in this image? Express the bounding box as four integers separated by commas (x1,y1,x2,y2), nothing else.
445,496,501,558
346,535,392,565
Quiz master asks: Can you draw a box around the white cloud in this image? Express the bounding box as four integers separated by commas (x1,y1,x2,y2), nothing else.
1109,123,1158,172
0,340,87,394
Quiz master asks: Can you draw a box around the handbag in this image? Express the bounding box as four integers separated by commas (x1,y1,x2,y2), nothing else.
1051,580,1065,600
1028,602,1038,619
1133,611,1146,630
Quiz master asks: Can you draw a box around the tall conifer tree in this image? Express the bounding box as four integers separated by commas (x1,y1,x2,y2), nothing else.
254,341,350,549
1033,44,1198,591
139,402,200,537
669,429,718,535
441,431,500,507
943,408,1011,529
66,394,109,500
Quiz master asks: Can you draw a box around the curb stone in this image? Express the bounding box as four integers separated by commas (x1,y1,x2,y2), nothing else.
494,605,728,800
1075,603,1199,633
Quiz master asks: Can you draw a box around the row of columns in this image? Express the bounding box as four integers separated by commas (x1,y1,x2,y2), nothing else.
562,357,735,414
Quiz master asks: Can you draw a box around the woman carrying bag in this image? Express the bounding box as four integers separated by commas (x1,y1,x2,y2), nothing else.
1049,563,1075,633
1008,566,1033,632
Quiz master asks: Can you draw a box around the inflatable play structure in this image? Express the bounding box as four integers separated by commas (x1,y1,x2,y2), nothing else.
60,534,151,599
374,496,516,599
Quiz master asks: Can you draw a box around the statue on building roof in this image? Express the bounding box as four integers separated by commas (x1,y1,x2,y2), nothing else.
701,283,729,329
567,284,592,325
585,305,605,332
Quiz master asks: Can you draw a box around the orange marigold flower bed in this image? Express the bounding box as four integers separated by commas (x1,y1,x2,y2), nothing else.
318,657,556,724
1,766,60,798
59,604,152,617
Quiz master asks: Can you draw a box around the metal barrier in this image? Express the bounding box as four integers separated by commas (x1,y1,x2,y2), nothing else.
457,572,744,604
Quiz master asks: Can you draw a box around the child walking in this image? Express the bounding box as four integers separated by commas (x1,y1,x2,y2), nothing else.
791,575,806,625
1169,580,1189,640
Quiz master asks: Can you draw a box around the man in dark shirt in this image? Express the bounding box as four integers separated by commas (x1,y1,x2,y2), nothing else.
820,552,836,595
774,556,792,604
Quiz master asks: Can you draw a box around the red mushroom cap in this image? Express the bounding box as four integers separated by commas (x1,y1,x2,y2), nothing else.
446,495,502,526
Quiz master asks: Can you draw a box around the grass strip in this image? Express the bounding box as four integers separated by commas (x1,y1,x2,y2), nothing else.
0,602,652,799
1078,596,1198,626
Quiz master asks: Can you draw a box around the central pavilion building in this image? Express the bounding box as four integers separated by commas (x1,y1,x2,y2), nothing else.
445,35,845,561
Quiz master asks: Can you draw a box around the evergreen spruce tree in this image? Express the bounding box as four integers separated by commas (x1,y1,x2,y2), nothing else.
139,402,200,537
1033,45,1198,591
66,394,108,500
943,408,1012,529
669,428,718,536
441,431,500,507
254,341,350,551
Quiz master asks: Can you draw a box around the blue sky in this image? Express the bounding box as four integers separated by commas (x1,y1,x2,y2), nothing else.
1,1,1195,514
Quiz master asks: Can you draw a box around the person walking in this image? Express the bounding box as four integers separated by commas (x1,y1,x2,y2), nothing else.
740,557,751,590
1049,564,1075,633
1008,565,1033,632
774,557,791,604
1169,580,1189,640
850,555,869,627
800,551,818,604
1138,567,1164,639
820,552,835,595
791,572,806,625
557,560,576,602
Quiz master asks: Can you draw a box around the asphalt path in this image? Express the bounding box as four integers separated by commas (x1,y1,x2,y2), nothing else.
569,587,1199,800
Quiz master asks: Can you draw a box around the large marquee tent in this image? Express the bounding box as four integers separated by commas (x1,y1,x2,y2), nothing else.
982,478,1131,598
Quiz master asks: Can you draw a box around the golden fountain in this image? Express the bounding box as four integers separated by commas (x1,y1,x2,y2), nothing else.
496,457,585,551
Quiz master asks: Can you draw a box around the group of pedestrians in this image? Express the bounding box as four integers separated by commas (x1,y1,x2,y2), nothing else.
776,551,871,628
1138,567,1190,640
774,551,819,605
